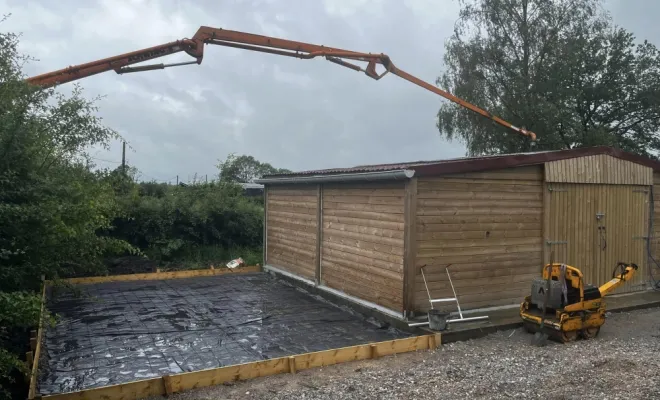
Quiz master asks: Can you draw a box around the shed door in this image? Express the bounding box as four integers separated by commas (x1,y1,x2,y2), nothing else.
544,183,648,294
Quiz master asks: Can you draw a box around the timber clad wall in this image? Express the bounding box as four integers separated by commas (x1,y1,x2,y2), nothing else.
266,185,318,280
413,166,544,311
544,183,648,294
545,154,652,185
321,183,406,311
264,149,660,317
651,173,660,287
544,156,652,294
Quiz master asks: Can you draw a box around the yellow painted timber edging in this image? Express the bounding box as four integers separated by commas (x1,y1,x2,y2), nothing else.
41,333,442,400
50,265,263,285
27,283,47,400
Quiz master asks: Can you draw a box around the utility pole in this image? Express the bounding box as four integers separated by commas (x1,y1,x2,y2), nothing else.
206,174,208,184
121,141,126,177
176,175,178,186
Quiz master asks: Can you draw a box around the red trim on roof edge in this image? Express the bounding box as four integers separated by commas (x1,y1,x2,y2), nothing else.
265,146,660,179
413,146,660,177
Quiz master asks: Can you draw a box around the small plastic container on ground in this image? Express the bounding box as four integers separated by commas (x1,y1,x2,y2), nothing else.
428,309,449,331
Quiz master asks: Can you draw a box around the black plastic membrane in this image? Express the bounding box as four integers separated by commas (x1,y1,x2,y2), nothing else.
40,272,408,395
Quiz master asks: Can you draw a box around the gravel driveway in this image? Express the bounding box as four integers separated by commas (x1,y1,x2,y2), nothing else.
163,307,660,400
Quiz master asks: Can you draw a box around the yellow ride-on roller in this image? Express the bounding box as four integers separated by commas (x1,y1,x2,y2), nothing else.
520,262,638,343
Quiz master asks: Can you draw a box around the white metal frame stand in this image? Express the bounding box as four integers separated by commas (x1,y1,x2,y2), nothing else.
408,265,489,327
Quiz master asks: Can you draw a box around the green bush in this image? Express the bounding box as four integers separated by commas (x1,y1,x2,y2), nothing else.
110,181,263,266
0,25,266,398
0,28,132,398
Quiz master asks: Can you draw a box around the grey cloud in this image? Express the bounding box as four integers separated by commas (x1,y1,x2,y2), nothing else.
4,0,657,182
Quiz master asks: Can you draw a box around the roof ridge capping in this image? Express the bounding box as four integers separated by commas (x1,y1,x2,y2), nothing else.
255,168,414,185
258,146,660,183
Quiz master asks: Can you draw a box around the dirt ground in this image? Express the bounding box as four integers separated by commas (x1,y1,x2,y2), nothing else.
165,307,660,400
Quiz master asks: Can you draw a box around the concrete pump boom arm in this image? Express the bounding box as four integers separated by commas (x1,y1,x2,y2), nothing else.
26,26,536,141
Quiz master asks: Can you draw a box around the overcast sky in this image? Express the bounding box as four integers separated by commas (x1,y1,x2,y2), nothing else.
1,0,656,183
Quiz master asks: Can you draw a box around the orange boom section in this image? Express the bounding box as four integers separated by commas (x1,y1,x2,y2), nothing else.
27,26,536,141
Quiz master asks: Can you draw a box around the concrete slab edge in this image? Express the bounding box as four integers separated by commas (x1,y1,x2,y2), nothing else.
439,297,660,344
263,265,420,333
605,299,660,315
263,265,660,340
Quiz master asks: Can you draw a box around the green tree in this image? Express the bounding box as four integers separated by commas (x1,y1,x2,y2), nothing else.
437,0,660,157
217,153,291,183
0,27,132,398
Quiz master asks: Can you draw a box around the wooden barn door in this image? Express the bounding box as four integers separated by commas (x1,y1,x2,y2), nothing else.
544,183,590,273
594,185,648,293
544,183,648,293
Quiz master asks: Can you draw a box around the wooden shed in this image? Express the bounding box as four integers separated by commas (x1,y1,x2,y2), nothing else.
256,146,660,320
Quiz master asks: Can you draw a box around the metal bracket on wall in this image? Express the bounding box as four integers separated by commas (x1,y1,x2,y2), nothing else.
547,187,568,192
633,236,649,240
546,240,568,245
632,189,649,193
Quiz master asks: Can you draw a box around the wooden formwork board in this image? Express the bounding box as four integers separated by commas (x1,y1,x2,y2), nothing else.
50,265,262,285
27,283,47,400
40,333,441,400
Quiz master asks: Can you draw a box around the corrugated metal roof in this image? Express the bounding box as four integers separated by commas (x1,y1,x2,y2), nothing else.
284,150,551,176
262,146,660,180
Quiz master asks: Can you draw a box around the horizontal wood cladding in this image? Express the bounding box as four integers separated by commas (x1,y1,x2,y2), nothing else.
415,165,544,311
651,173,660,286
321,182,406,311
266,185,318,280
545,154,652,185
